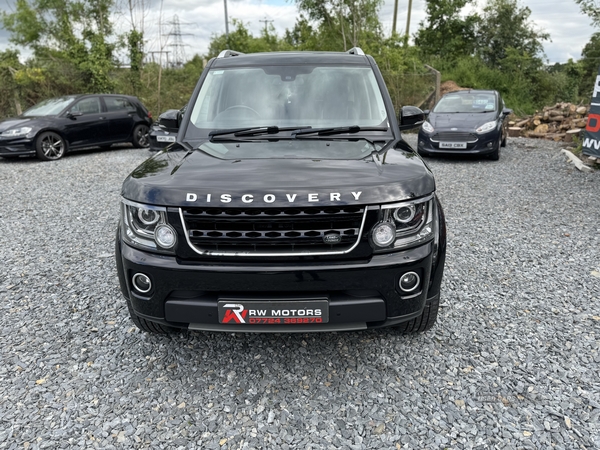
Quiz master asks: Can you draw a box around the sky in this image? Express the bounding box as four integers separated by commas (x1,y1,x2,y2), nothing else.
0,0,597,64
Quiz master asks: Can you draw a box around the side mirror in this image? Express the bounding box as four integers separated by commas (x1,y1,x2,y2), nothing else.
398,106,425,131
67,111,83,119
157,109,180,130
502,108,513,116
423,110,430,116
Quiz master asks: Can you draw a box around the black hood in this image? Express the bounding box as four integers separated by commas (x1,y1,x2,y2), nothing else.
121,143,435,207
428,112,497,131
0,117,39,133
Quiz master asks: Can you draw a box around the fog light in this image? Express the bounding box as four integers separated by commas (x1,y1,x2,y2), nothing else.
132,273,152,293
372,222,396,247
487,142,493,148
155,224,176,248
399,272,420,293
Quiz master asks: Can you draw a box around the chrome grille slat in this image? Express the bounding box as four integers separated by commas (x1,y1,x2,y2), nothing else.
431,132,478,143
180,206,367,256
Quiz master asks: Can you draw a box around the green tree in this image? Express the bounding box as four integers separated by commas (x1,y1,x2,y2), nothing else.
293,0,384,51
574,0,600,27
1,0,116,92
206,19,285,58
414,0,479,62
578,32,600,95
476,0,549,69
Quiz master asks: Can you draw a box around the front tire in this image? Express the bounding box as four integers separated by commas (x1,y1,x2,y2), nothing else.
395,295,440,333
488,136,501,161
125,297,179,334
132,124,150,148
36,131,67,161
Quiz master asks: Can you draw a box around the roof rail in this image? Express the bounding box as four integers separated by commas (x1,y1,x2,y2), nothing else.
347,47,365,56
217,50,244,58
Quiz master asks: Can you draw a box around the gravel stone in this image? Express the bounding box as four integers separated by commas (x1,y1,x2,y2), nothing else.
0,140,599,449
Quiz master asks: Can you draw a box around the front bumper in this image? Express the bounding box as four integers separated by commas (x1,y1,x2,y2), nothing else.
116,234,444,332
148,128,176,152
417,130,500,156
0,137,35,157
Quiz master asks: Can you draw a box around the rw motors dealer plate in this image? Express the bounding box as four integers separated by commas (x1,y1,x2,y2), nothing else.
218,298,329,325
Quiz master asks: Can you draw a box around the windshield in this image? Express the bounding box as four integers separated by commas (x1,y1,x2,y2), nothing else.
433,92,496,113
23,96,77,116
185,65,389,139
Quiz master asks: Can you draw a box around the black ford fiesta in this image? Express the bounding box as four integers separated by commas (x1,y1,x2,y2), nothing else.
417,89,512,160
0,94,152,161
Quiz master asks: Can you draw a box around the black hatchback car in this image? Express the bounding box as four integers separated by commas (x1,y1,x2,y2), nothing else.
0,94,152,161
417,90,512,160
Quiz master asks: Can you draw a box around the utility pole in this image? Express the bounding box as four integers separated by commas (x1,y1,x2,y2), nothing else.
223,0,230,48
259,18,274,34
392,0,398,36
405,0,413,46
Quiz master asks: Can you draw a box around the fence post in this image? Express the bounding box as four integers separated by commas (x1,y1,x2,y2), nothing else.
424,65,441,104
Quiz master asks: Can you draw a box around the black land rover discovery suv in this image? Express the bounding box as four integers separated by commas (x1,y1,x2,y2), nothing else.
115,48,446,334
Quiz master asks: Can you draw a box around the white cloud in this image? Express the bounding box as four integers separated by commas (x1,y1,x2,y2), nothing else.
1,0,597,64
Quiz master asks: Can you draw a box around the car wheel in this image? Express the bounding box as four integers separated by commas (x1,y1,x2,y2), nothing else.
35,131,67,161
394,295,440,333
488,136,501,161
125,297,179,334
501,133,507,147
132,124,150,148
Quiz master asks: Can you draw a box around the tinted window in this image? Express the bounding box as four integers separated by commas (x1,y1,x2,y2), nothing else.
23,96,77,116
433,93,497,113
71,97,101,115
105,97,135,112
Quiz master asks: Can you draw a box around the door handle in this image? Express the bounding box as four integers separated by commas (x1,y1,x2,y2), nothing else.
100,116,106,120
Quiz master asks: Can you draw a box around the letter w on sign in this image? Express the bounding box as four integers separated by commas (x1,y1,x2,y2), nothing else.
222,304,247,323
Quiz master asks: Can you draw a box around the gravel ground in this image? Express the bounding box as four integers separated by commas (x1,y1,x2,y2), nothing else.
0,139,599,450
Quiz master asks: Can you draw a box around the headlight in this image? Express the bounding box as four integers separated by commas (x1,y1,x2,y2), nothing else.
120,199,176,253
371,196,436,252
421,121,434,133
1,127,32,138
476,121,497,134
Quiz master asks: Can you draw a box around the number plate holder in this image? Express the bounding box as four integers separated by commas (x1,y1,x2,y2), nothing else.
218,297,329,325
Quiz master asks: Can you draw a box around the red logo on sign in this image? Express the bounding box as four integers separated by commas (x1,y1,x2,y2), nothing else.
222,304,247,323
586,113,600,133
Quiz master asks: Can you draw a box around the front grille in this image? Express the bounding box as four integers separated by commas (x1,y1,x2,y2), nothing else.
431,132,478,143
180,206,367,256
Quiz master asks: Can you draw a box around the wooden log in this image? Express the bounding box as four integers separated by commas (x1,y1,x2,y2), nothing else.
528,132,547,138
576,106,587,115
508,127,522,137
533,119,541,127
564,128,581,143
516,118,530,127
549,115,565,122
549,109,563,117
561,149,593,172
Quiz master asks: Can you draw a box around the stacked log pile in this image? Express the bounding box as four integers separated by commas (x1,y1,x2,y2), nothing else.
508,103,588,143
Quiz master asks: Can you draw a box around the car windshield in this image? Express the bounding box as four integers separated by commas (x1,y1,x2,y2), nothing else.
185,65,389,139
23,96,77,116
433,93,496,113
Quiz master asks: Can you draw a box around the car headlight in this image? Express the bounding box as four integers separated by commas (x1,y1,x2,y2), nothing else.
421,121,434,133
371,196,436,252
1,127,32,138
120,198,176,253
476,121,497,134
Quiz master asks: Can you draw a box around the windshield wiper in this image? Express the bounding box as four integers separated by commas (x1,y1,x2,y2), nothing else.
291,125,388,137
209,126,311,141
